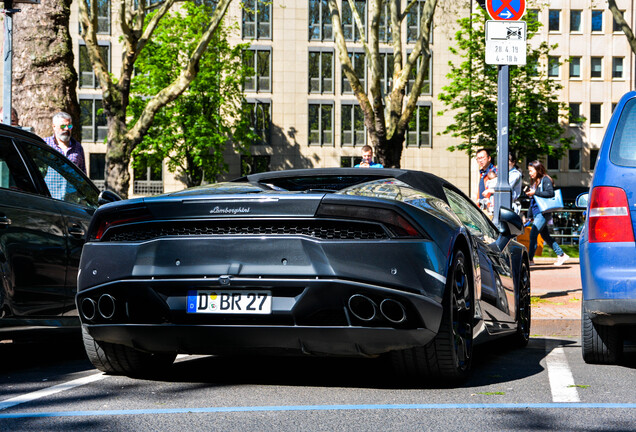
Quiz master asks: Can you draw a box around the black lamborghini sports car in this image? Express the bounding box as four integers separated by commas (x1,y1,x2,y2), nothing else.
77,168,529,383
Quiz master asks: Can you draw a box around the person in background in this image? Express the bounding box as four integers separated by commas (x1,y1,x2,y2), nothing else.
354,145,383,168
482,170,497,215
508,153,523,214
0,107,19,126
475,148,496,203
44,111,86,173
526,160,570,266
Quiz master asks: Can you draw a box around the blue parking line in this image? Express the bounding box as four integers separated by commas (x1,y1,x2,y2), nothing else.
1,403,636,419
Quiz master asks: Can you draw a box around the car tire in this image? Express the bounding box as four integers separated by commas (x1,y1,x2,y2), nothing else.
509,262,531,347
82,326,176,376
581,306,623,364
391,250,473,384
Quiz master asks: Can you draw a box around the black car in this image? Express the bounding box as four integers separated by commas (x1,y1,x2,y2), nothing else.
77,168,529,383
0,124,118,340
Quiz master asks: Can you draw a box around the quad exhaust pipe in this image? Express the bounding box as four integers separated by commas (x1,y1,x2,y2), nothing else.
347,295,406,324
80,294,117,321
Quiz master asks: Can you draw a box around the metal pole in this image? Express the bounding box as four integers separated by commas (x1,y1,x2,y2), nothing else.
2,0,14,125
493,64,512,225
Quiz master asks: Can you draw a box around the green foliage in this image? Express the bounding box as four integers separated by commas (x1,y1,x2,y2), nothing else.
437,8,581,161
129,2,257,187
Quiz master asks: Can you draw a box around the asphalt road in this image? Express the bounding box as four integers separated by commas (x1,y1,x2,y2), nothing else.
1,335,635,431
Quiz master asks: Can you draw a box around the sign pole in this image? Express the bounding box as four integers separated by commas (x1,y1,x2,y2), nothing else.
2,0,14,125
493,64,511,225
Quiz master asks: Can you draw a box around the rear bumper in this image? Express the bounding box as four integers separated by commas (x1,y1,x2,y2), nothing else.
584,299,636,326
579,241,636,301
84,324,436,357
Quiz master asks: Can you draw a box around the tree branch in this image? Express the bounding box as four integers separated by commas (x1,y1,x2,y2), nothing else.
608,0,636,55
78,0,114,102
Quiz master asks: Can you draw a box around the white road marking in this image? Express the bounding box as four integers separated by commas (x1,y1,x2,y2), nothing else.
545,344,580,403
0,372,107,411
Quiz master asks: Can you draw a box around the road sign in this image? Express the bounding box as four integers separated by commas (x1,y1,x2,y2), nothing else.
485,20,527,65
486,0,526,21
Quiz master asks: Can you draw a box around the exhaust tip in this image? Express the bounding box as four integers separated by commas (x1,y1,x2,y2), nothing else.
348,294,377,322
380,299,406,324
98,294,116,320
80,297,97,321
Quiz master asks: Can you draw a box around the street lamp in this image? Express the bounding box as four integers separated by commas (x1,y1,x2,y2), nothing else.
2,0,39,125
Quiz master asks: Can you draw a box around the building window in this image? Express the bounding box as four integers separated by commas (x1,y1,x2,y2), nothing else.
547,154,560,171
546,103,559,124
341,103,366,147
612,57,624,79
612,103,618,112
569,103,582,124
342,51,366,94
79,97,107,143
570,10,582,32
378,3,392,43
89,153,105,191
79,44,109,88
613,10,625,32
591,57,602,78
568,149,581,171
548,10,560,32
342,0,366,42
246,100,271,145
308,103,333,146
406,105,431,148
527,9,539,22
244,48,271,93
241,155,270,175
242,0,271,39
308,50,334,94
380,52,394,96
133,157,163,196
569,56,581,78
308,0,332,41
340,156,362,167
407,0,426,42
590,149,599,170
591,10,603,32
590,103,602,125
548,56,560,77
407,54,432,95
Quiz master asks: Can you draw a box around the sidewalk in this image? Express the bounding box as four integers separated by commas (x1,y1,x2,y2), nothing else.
530,257,582,337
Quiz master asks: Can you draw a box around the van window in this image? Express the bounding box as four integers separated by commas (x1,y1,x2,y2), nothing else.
610,98,636,167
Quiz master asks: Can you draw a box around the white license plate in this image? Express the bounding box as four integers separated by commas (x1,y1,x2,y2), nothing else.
187,290,271,314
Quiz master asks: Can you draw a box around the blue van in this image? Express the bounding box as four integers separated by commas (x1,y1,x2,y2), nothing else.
577,91,636,364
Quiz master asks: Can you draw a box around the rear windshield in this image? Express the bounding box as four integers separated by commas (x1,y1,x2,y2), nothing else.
610,98,636,167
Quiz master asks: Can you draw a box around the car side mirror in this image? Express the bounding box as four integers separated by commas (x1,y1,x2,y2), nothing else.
575,192,589,208
98,190,122,206
495,207,524,250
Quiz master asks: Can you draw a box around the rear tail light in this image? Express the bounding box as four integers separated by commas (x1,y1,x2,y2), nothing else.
316,203,422,238
588,186,635,243
89,206,152,241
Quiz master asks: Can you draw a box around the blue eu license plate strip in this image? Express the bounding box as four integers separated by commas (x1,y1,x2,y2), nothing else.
187,290,272,314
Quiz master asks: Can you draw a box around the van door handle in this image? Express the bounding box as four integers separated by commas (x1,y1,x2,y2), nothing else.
68,224,86,238
0,216,11,226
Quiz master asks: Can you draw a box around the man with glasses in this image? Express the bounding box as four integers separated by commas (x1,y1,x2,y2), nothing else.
44,111,86,173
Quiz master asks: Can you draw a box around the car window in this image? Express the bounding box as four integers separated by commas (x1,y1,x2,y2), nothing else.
20,141,99,208
610,97,636,167
443,187,498,242
0,137,36,194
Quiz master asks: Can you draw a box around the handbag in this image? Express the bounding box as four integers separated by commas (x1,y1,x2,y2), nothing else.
534,189,564,213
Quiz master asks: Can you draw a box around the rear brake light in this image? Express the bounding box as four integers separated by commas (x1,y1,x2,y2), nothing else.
316,203,422,238
588,186,635,243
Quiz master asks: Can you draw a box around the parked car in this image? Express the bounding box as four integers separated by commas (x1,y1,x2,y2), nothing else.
0,123,119,341
576,91,636,364
78,168,529,384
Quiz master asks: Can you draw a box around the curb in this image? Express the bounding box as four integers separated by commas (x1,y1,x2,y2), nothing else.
532,318,581,337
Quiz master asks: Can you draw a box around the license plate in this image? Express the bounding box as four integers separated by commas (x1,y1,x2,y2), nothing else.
186,290,271,314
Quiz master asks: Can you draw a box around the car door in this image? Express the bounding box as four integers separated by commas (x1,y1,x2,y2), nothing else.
16,139,100,315
0,136,70,318
443,188,516,325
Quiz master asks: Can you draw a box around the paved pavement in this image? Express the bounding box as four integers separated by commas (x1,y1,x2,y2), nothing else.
530,256,582,337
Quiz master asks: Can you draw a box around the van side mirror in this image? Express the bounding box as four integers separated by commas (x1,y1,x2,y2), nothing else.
575,192,589,209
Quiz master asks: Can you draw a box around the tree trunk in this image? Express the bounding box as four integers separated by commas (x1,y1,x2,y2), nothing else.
12,1,79,139
105,113,132,197
377,132,405,168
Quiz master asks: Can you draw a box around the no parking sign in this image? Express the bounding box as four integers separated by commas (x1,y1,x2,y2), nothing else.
486,0,526,21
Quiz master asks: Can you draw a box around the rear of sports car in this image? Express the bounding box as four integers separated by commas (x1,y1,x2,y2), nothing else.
77,184,458,376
